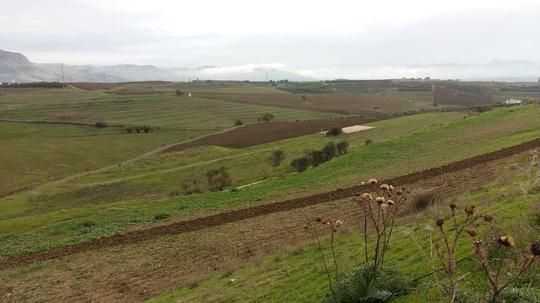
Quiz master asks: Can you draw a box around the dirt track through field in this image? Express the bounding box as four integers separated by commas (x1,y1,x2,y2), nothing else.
2,136,540,271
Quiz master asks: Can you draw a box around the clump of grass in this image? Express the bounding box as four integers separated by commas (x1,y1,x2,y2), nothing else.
412,191,443,213
321,263,412,303
154,213,170,221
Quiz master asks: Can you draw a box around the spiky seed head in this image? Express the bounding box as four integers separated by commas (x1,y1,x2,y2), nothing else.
465,205,477,216
368,178,378,185
436,218,444,226
380,184,390,190
335,220,343,228
498,235,515,247
316,217,322,222
466,229,477,237
361,181,366,185
381,203,389,208
389,185,394,191
450,203,457,210
361,193,372,201
387,199,395,206
483,214,493,223
376,196,385,204
531,242,540,256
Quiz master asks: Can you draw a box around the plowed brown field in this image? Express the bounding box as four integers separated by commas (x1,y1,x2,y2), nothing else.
196,92,411,114
162,116,385,153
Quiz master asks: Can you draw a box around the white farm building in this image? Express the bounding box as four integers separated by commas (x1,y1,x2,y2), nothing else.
504,99,523,105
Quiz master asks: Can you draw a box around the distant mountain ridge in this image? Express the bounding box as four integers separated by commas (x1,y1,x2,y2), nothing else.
0,49,312,82
407,60,540,82
2,49,539,82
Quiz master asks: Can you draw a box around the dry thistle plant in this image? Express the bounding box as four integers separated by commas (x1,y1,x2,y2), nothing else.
354,178,408,277
430,203,491,301
305,217,344,301
470,232,540,303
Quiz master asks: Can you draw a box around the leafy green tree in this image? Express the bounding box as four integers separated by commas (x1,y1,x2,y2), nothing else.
322,142,337,161
336,141,349,155
269,150,285,167
258,113,275,122
291,157,310,172
326,127,342,136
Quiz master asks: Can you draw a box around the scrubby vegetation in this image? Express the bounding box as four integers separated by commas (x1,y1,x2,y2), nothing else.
258,112,275,122
205,167,232,191
269,150,285,167
326,127,343,137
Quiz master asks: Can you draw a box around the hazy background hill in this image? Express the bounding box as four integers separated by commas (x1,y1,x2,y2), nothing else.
0,49,312,82
1,49,539,83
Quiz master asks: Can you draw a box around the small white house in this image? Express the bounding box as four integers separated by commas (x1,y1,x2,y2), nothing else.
505,98,522,105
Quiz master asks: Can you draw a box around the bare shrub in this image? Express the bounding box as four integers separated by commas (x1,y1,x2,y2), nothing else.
412,191,443,213
205,167,232,191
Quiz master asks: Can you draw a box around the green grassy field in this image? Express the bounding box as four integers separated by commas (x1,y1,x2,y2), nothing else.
0,122,203,195
147,166,540,302
0,84,345,195
2,105,540,260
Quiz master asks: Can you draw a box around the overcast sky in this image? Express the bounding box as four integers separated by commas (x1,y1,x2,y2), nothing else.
2,0,540,79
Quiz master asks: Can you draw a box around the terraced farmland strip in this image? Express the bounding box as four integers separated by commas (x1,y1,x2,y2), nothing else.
2,136,540,270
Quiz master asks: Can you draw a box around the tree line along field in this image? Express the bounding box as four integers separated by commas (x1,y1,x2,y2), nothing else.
1,81,540,302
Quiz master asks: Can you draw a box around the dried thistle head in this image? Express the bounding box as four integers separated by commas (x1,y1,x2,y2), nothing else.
361,192,373,201
335,220,343,228
465,205,477,216
530,242,540,256
466,229,478,237
498,235,515,247
388,185,394,191
483,214,493,223
361,181,366,185
436,218,444,227
316,217,322,222
450,203,457,210
375,196,385,204
380,184,390,190
368,178,378,185
387,199,395,206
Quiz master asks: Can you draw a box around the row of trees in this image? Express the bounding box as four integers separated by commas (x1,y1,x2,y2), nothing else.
177,140,350,194
125,125,153,133
291,141,349,172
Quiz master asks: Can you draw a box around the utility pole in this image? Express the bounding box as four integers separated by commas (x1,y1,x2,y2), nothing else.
265,71,268,82
60,63,65,82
